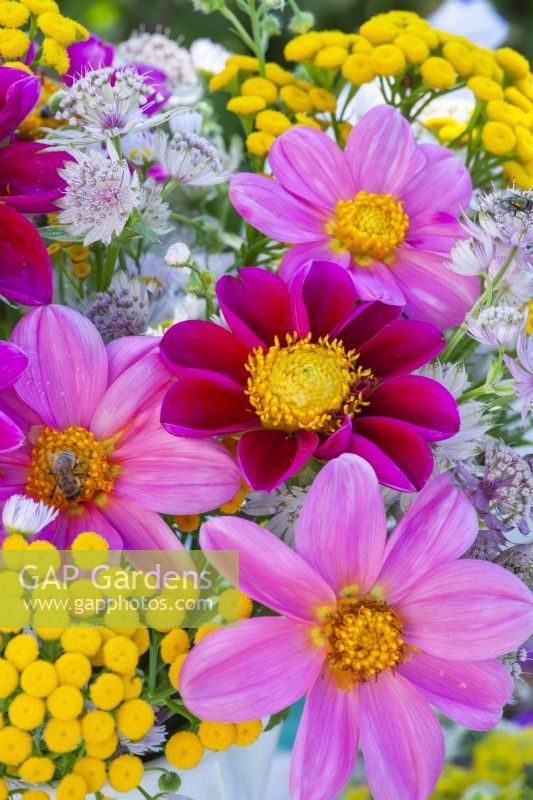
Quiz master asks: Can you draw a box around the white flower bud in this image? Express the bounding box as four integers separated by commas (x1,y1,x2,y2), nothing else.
165,242,192,267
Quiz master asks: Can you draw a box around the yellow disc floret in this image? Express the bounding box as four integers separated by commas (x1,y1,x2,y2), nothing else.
0,726,32,765
246,332,372,434
0,2,30,28
116,699,154,741
332,190,409,262
8,693,45,730
89,672,125,710
0,658,19,698
26,426,113,511
108,754,144,792
43,718,81,753
235,720,263,747
5,634,38,671
165,731,204,769
55,774,87,800
19,756,55,784
198,721,236,752
21,659,58,698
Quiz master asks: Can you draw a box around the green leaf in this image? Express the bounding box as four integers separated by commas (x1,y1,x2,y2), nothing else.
129,221,160,243
38,226,85,243
264,707,290,731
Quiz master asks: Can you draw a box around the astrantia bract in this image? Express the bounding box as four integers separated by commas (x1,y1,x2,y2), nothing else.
160,262,459,492
180,455,533,800
230,105,479,329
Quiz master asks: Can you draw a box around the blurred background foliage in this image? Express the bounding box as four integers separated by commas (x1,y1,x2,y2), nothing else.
61,0,533,62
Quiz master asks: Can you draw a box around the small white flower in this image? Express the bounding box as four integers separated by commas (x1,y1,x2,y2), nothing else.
139,177,172,235
169,109,203,136
466,305,527,347
121,130,158,166
57,150,141,246
119,723,167,755
3,495,58,537
154,128,227,186
117,32,198,88
165,242,191,267
190,38,231,76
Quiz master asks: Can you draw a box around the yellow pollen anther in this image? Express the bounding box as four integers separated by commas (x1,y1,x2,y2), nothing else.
327,191,409,263
323,597,406,689
26,426,114,512
245,332,373,433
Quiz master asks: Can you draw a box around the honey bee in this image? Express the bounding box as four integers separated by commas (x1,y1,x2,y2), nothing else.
47,451,88,503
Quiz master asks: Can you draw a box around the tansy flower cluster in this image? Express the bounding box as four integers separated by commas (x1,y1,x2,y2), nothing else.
0,531,264,797
0,0,89,75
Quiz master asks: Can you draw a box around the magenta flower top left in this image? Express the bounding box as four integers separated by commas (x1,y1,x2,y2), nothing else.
0,341,27,453
0,305,241,547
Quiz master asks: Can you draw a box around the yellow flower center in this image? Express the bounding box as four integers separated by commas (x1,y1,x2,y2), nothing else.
26,426,114,512
321,597,406,689
328,191,409,264
245,332,373,433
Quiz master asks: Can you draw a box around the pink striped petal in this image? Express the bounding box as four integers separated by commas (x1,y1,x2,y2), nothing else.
238,429,318,491
229,173,327,243
0,410,24,453
113,425,241,514
290,668,359,800
0,205,53,307
0,342,27,390
391,246,480,328
363,376,459,441
407,212,465,254
359,670,444,800
376,474,477,604
349,260,406,306
161,320,248,384
160,374,256,437
200,516,335,621
269,126,353,210
12,305,107,429
91,347,173,440
99,494,184,550
401,143,472,219
398,652,513,730
0,446,29,499
346,106,426,195
106,336,159,384
180,616,323,721
349,418,433,492
356,320,445,378
398,560,533,660
296,454,386,594
217,268,291,350
280,240,351,285
52,502,123,549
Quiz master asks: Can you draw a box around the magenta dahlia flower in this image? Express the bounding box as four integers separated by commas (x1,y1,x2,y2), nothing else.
230,106,480,329
0,342,27,453
0,305,241,547
181,455,533,800
160,262,459,492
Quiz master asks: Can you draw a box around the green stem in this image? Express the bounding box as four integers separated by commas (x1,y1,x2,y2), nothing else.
219,6,257,54
247,0,266,76
102,244,120,289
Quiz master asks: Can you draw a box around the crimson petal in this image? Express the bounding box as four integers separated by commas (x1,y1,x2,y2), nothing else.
238,428,318,491
0,206,52,306
289,261,358,340
161,320,249,385
334,301,401,350
0,142,71,214
161,375,256,437
357,320,445,378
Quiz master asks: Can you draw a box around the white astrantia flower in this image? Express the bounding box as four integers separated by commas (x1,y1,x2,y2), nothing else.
190,38,231,76
418,362,492,464
165,242,191,267
121,130,158,166
3,495,58,537
245,484,309,548
154,128,228,186
466,306,527,347
117,31,198,89
47,66,180,147
57,150,141,246
139,177,172,235
169,109,203,136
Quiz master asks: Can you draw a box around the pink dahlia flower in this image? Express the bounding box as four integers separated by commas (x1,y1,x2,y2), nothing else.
0,342,27,453
181,455,533,800
160,262,459,492
230,106,480,329
0,305,241,547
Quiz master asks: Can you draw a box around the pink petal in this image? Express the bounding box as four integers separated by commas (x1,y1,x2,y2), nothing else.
161,320,248,384
0,448,31,499
407,212,465,254
53,502,123,549
289,261,357,340
0,205,53,307
363,376,459,441
345,106,426,195
376,474,477,604
229,173,327,243
0,410,24,453
160,374,256,437
0,142,70,214
280,240,351,285
398,652,513,730
106,335,160,383
391,246,480,328
0,67,40,141
90,347,173,440
0,342,27,390
238,429,318,491
99,494,184,550
113,425,241,514
349,260,407,307
200,516,335,621
359,670,444,800
398,560,533,660
295,454,386,595
180,617,323,721
349,418,433,492
269,126,353,210
401,143,472,219
290,669,359,800
357,320,445,378
217,268,291,350
11,305,107,429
